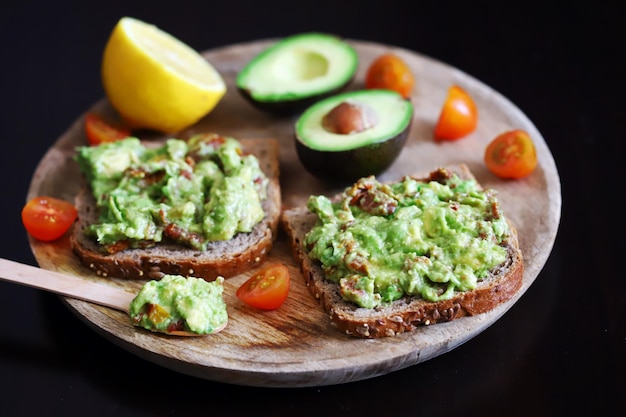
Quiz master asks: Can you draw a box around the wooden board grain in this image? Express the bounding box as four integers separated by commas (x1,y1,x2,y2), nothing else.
26,39,561,387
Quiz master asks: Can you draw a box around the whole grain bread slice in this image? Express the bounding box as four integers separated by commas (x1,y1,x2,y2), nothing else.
70,138,281,281
281,164,524,338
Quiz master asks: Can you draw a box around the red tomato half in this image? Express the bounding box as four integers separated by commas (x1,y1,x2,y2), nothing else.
484,129,538,179
85,113,131,146
434,85,478,141
22,196,78,241
236,263,290,310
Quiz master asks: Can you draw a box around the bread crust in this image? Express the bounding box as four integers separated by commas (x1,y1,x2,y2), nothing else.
281,164,524,338
70,138,281,281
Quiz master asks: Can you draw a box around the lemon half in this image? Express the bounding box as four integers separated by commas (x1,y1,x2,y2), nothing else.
102,17,226,133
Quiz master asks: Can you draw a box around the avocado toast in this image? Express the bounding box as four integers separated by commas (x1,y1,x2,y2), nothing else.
70,134,281,281
281,164,524,338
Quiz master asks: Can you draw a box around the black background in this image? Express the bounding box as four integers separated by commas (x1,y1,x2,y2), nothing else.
1,1,623,416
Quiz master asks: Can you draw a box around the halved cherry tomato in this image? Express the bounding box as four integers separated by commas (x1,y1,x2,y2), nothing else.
484,129,537,179
85,112,131,146
365,53,415,99
236,263,290,310
434,85,478,141
22,196,78,241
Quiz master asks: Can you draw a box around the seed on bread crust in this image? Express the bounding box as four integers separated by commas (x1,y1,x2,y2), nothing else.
354,323,371,337
149,267,164,280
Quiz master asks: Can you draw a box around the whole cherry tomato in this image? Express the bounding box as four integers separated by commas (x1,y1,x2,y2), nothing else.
484,129,537,179
22,196,78,241
365,53,415,99
85,112,131,146
236,263,290,310
434,85,478,141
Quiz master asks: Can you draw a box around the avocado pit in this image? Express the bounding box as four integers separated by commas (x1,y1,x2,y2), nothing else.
322,101,379,135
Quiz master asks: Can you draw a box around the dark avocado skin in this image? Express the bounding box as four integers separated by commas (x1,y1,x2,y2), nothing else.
295,118,412,183
237,79,355,117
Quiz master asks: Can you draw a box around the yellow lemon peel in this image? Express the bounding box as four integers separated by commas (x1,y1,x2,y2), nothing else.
101,17,226,133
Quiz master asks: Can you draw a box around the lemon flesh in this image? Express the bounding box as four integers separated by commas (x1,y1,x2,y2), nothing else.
102,17,226,133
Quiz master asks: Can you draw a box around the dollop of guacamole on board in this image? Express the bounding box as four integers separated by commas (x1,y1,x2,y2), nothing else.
75,133,269,252
303,170,512,308
129,274,228,335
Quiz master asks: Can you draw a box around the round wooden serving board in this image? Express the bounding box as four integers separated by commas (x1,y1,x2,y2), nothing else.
26,39,561,388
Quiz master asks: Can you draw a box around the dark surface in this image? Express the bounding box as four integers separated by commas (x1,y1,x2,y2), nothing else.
1,1,623,416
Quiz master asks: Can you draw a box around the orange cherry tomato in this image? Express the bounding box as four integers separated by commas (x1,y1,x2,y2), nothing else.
236,263,290,310
22,196,78,241
434,85,478,141
365,53,415,99
85,112,131,146
484,129,538,179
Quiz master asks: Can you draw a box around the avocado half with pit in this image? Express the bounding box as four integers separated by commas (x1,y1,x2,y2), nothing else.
236,32,358,116
295,89,413,182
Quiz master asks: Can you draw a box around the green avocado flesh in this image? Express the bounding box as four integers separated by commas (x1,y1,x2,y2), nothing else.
304,171,511,308
295,89,413,181
74,134,269,252
129,275,228,335
236,32,358,114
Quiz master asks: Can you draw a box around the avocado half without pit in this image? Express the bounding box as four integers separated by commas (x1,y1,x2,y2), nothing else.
236,32,358,116
295,89,414,182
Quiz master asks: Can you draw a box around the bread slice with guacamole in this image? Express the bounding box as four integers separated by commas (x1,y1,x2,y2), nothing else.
70,133,281,281
281,164,524,338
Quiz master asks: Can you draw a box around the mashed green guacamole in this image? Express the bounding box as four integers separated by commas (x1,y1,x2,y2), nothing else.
75,134,269,252
303,170,511,308
129,274,228,335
